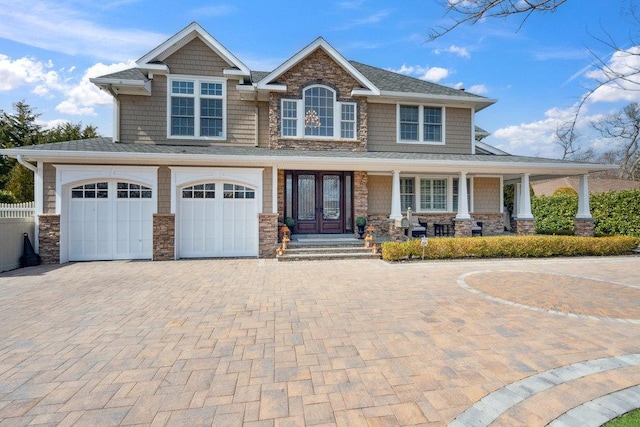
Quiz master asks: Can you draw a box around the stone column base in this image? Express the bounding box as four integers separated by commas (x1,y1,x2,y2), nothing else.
515,218,536,235
388,219,405,241
153,214,175,261
574,218,595,237
453,218,472,237
39,214,60,264
259,213,279,258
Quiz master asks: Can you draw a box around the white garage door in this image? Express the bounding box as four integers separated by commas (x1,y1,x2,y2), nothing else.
68,181,154,261
178,182,258,258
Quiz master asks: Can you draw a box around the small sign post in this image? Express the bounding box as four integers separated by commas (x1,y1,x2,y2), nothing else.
421,236,428,260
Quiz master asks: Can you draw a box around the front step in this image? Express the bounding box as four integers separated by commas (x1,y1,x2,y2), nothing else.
277,235,381,261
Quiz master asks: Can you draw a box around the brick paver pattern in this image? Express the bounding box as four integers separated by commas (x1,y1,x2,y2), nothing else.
0,256,639,426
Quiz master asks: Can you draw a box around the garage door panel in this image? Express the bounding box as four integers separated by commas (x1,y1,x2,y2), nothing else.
68,181,153,261
179,181,258,258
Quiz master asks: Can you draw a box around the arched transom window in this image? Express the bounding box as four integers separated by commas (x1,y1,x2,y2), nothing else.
281,85,357,140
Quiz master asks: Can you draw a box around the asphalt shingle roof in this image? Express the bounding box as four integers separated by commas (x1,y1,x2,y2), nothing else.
11,138,598,167
94,68,148,81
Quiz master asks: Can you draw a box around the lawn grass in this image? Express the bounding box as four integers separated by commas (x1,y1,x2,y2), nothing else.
603,408,640,426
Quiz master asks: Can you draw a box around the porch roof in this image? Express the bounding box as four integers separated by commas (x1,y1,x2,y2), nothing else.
3,138,615,180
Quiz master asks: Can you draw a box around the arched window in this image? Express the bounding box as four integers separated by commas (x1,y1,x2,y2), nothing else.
281,85,356,140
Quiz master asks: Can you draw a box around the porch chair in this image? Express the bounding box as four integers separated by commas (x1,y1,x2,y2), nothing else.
472,221,483,237
410,216,427,237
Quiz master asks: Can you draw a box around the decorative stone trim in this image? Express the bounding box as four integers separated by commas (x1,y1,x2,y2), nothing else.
38,214,60,264
515,218,536,235
353,171,368,236
153,214,175,261
259,213,279,258
453,218,472,237
387,220,405,242
574,218,595,237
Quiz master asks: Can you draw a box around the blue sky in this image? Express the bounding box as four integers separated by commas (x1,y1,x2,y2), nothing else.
1,0,638,158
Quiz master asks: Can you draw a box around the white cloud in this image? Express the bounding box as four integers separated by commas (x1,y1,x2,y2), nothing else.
55,61,136,116
0,55,65,94
334,9,394,30
389,64,450,82
491,104,603,157
421,67,449,82
468,84,488,95
434,45,471,58
585,46,640,103
0,0,166,61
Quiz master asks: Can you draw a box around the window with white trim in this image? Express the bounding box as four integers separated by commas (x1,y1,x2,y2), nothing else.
397,105,444,144
400,176,473,213
168,77,226,139
400,178,415,212
281,85,357,140
420,178,447,211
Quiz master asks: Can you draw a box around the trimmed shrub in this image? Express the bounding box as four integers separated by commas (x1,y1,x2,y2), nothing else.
532,194,578,235
591,189,640,237
381,235,640,261
552,186,578,197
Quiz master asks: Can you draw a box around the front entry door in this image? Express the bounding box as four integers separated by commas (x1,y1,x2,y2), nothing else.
293,172,349,234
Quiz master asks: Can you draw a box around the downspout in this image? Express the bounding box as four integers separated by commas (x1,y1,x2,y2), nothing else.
105,84,121,143
16,154,36,173
254,86,259,147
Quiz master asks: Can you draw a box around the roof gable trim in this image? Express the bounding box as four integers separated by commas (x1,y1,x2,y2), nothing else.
256,37,380,95
136,22,251,77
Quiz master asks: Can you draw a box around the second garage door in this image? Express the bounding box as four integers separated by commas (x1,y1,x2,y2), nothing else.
178,182,258,258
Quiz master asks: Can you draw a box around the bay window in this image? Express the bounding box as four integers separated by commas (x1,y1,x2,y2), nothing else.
168,77,226,139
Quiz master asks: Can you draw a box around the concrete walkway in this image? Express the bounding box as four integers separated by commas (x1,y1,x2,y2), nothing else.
0,256,639,426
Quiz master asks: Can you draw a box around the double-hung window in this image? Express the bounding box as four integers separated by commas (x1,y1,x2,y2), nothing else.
168,77,226,139
400,178,415,212
281,85,357,140
420,178,447,211
397,105,444,144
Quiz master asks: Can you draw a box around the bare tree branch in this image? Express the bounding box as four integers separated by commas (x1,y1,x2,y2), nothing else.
429,0,568,41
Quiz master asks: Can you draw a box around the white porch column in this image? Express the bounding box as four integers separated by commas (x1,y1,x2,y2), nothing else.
34,161,43,251
455,171,470,219
576,174,592,219
518,173,533,219
272,166,278,214
389,170,402,220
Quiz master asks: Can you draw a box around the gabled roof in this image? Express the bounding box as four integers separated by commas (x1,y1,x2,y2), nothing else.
136,22,250,77
256,37,380,95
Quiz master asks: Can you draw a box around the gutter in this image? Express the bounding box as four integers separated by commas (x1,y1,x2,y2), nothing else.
16,154,37,173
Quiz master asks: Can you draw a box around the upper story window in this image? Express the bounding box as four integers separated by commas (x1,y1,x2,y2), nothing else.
281,85,357,140
397,105,444,144
168,76,226,140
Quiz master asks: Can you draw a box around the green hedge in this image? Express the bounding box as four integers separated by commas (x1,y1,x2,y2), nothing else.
381,235,640,261
531,189,640,237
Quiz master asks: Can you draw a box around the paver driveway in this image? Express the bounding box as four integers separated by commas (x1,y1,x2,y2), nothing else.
0,256,639,426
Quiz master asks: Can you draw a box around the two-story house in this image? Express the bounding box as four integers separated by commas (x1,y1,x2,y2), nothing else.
1,23,612,263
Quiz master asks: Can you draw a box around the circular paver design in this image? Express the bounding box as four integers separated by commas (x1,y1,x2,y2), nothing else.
460,271,640,321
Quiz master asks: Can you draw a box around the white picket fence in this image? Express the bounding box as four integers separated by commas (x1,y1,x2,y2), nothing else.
0,202,35,218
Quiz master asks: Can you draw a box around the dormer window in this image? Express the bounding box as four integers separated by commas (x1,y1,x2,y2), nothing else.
281,85,357,140
167,76,226,140
397,104,444,145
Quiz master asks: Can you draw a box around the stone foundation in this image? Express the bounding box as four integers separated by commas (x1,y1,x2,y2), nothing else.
453,219,472,238
259,213,279,258
38,214,60,264
515,218,536,235
353,171,368,237
574,218,595,237
153,214,175,261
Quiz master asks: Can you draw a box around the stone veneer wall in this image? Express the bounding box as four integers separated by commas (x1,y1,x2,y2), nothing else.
354,171,368,234
515,219,536,235
39,214,60,264
153,214,175,261
469,213,505,236
268,49,368,151
574,218,595,237
453,219,472,237
259,213,279,258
